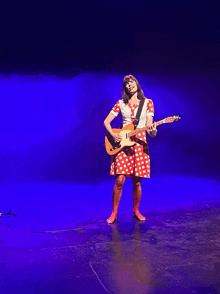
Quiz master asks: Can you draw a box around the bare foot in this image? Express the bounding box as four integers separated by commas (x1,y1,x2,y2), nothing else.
106,212,117,224
134,209,146,221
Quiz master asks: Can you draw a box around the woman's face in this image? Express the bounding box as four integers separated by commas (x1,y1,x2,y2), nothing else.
125,79,137,94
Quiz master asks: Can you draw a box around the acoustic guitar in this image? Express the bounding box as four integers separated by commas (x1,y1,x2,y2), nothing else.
105,116,181,155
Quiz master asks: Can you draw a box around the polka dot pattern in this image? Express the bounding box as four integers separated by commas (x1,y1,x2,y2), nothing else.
147,100,154,115
110,98,154,128
110,131,150,178
109,97,154,178
111,101,121,115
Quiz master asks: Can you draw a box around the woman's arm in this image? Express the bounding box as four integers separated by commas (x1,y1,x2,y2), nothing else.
104,113,116,135
146,116,157,137
104,113,122,142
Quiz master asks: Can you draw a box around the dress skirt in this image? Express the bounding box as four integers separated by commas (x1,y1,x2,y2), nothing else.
110,131,151,178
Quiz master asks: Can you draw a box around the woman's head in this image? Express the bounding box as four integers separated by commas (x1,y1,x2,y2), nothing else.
122,75,144,103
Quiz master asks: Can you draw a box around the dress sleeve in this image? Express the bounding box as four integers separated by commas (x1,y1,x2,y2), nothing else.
146,99,154,116
110,100,121,117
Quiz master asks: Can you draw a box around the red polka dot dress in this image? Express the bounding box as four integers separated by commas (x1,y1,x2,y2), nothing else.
109,98,154,178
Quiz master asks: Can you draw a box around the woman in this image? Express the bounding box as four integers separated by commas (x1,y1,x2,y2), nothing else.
104,75,157,224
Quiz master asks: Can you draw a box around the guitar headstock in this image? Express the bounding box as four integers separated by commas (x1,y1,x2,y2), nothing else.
164,116,181,123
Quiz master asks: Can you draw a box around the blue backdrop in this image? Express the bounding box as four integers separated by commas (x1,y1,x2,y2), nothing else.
0,71,219,185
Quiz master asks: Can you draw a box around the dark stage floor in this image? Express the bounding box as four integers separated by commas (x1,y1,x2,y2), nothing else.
1,178,220,294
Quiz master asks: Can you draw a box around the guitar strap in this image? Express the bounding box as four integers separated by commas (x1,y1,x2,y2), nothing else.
133,98,145,129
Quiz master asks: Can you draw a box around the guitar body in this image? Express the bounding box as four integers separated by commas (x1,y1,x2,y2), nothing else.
105,116,181,155
105,124,136,155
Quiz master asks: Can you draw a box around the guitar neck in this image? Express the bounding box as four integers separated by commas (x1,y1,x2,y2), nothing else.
128,119,166,138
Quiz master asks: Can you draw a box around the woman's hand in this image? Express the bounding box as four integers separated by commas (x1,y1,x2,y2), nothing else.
148,123,157,137
112,132,122,142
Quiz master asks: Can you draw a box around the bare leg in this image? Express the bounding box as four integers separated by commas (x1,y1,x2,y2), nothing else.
132,176,146,221
106,175,126,224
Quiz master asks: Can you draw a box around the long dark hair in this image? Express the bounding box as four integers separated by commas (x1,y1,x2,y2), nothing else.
122,75,144,104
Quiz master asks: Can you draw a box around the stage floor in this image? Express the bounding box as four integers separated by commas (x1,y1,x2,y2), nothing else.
0,177,220,294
